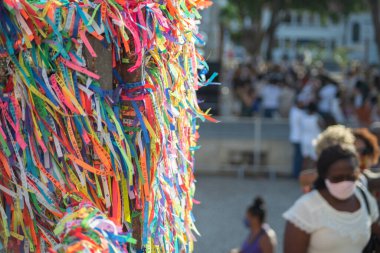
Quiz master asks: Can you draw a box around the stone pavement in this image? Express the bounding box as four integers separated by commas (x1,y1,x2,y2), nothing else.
193,176,301,253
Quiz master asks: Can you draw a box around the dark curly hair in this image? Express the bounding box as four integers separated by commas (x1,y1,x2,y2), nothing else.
314,144,358,190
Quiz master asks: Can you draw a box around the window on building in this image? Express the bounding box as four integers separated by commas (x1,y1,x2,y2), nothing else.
274,39,280,48
296,13,303,25
319,40,326,49
309,14,315,26
283,12,291,24
296,39,315,48
285,39,291,48
352,22,361,43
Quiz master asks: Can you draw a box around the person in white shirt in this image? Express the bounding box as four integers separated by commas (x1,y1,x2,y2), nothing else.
260,75,282,118
298,76,318,106
300,103,321,166
331,91,345,124
318,81,338,115
284,144,380,253
289,98,304,178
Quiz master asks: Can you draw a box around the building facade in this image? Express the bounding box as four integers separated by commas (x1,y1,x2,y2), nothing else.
200,1,225,63
261,9,379,64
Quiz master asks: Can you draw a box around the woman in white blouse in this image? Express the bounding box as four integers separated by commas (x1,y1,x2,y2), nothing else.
283,144,379,253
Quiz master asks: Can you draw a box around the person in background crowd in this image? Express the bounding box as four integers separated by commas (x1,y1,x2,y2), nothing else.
300,103,322,171
279,81,296,118
233,197,277,253
289,98,304,178
260,74,282,118
233,64,253,91
228,60,380,125
331,91,345,124
353,128,380,172
317,75,339,125
371,76,380,122
232,65,255,116
370,122,380,158
371,121,380,136
232,64,254,116
343,65,361,119
345,64,362,96
355,79,372,127
297,70,318,107
284,143,379,253
240,82,257,117
352,128,380,211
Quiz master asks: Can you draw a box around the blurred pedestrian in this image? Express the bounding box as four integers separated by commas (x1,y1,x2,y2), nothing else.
284,144,379,253
260,75,281,118
279,82,296,118
317,75,338,116
297,71,317,106
371,76,380,122
300,103,322,170
233,64,253,92
354,79,372,127
289,98,304,178
240,82,257,117
233,65,254,116
353,128,380,172
342,67,360,121
352,128,380,213
331,91,345,124
232,197,277,253
344,65,361,97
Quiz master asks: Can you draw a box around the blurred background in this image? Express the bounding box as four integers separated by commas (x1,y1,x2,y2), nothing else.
193,0,380,252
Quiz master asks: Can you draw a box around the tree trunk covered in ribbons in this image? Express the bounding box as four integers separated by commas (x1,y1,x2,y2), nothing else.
0,1,213,252
85,35,144,250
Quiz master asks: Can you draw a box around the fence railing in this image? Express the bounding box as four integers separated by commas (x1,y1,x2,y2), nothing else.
197,116,292,177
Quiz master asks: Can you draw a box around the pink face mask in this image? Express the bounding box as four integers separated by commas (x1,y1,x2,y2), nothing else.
325,179,356,200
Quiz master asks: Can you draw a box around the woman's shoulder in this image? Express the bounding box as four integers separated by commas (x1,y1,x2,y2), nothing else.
260,225,277,250
355,184,375,206
294,190,322,207
262,224,277,241
283,191,324,233
355,185,379,222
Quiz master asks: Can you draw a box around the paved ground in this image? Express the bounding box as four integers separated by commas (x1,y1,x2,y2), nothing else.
193,176,301,253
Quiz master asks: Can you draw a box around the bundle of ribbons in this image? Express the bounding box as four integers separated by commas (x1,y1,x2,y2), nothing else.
50,202,137,253
0,0,215,252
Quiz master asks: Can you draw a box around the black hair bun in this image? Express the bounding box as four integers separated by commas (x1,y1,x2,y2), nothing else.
248,196,266,223
253,197,264,209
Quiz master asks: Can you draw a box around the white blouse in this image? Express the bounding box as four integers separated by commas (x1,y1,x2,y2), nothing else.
283,188,379,253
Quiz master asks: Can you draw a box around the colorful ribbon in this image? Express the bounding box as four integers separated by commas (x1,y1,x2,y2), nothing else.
0,0,213,252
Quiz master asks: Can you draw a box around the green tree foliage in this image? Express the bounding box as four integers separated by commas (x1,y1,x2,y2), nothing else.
221,0,369,60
